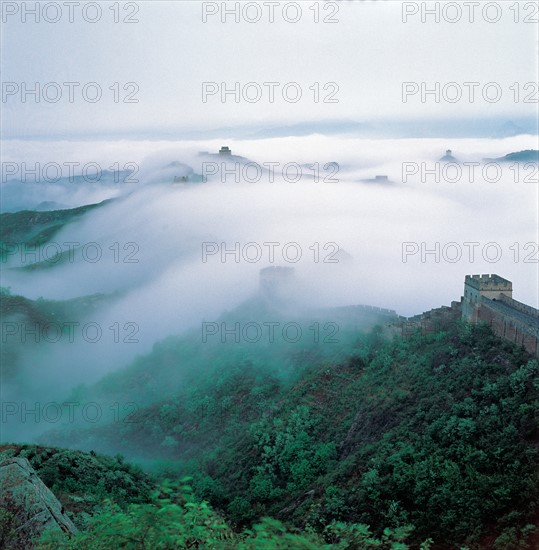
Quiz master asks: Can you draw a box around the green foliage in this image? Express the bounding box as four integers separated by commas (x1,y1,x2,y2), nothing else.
172,324,536,548
37,482,234,549
35,320,539,548
37,482,426,550
250,405,337,499
0,445,153,529
0,201,107,257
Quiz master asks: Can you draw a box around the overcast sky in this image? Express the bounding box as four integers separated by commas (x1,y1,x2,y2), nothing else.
1,1,538,138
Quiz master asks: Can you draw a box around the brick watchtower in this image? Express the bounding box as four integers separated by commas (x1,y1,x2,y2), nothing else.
462,274,513,321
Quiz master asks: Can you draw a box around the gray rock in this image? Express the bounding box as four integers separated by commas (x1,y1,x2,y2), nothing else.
0,457,77,548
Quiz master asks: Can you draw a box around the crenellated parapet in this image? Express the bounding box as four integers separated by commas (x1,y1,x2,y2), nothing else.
497,294,539,320
465,274,513,292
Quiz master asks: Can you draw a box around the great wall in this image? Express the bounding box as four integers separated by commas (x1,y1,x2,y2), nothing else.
259,267,539,357
384,273,539,357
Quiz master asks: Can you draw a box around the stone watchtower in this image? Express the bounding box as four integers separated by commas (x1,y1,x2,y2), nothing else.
462,274,513,321
440,149,457,162
259,266,295,302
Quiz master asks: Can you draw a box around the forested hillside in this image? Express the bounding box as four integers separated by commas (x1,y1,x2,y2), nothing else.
34,322,538,549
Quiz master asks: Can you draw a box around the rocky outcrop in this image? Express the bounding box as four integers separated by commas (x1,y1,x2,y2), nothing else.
0,457,77,549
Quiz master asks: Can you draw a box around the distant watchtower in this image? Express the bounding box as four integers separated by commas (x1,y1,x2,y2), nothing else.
462,274,513,320
259,266,295,301
219,146,232,156
440,149,458,162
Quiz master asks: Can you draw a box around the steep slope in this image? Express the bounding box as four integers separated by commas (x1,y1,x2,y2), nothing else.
38,322,539,549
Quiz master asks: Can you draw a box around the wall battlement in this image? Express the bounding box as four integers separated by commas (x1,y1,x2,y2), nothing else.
334,304,399,316
465,274,513,291
497,294,539,320
383,301,462,341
